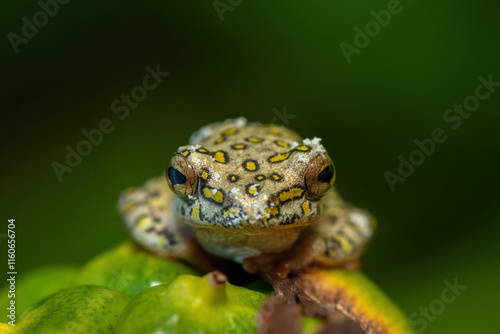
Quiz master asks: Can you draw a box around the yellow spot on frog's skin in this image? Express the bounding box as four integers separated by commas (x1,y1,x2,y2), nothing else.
242,159,259,172
203,187,224,203
247,137,263,143
269,152,291,163
302,202,310,214
275,140,288,147
256,175,265,181
229,175,238,182
279,187,304,203
192,204,200,219
265,207,279,216
138,217,150,228
182,150,190,156
334,234,353,253
201,171,209,180
198,148,208,153
295,145,310,152
232,144,246,150
223,129,237,136
215,137,225,144
247,184,259,196
271,173,282,181
213,151,227,163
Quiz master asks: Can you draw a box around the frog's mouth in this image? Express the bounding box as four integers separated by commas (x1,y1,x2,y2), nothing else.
174,195,319,229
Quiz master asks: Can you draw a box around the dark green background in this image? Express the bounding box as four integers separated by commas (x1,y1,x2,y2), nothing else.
2,1,499,332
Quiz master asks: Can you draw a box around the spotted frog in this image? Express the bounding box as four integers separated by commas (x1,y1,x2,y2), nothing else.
118,118,375,275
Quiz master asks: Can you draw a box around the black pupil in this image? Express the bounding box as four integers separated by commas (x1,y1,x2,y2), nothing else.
168,167,187,186
317,165,334,184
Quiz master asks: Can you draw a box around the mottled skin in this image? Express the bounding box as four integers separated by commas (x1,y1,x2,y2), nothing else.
118,118,375,275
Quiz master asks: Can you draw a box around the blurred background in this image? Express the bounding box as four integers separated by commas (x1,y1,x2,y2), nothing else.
2,0,499,332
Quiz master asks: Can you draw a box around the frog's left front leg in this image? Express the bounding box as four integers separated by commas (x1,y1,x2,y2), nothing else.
311,193,376,269
244,191,376,276
118,177,214,271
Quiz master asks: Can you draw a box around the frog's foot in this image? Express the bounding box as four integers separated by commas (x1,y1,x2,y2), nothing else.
118,177,217,272
243,240,360,278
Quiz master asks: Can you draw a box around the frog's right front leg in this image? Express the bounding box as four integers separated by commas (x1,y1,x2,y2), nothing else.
118,177,213,271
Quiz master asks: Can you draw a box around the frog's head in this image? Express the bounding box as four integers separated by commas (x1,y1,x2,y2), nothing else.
165,119,336,229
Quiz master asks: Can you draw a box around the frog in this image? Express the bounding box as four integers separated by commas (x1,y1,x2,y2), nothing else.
118,118,375,276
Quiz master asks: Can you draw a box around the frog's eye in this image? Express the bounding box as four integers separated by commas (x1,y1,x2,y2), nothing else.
304,155,336,198
166,155,198,199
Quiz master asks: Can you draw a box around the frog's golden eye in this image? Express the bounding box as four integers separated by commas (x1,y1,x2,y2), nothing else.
304,155,335,198
166,155,198,199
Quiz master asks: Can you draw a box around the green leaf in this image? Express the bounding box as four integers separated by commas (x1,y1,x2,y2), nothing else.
116,273,267,334
0,264,78,321
16,285,130,334
72,241,199,298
